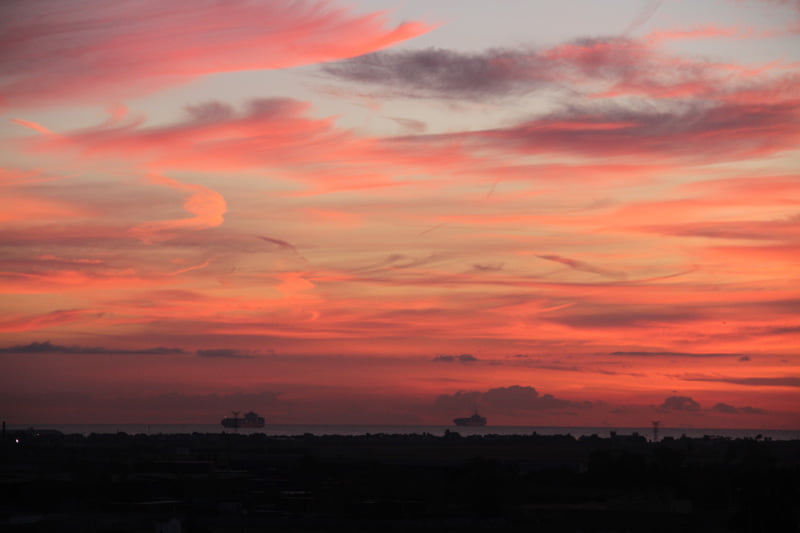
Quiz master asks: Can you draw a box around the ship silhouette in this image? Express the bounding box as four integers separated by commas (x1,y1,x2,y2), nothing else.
453,410,487,427
220,411,265,429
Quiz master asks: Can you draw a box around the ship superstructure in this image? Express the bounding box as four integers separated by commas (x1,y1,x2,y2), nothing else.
454,411,487,427
220,411,265,429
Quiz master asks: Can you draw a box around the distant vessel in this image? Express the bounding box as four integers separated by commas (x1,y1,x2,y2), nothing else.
220,411,265,429
454,411,487,427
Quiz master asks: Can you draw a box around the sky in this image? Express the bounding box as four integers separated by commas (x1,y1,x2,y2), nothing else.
1,0,799,428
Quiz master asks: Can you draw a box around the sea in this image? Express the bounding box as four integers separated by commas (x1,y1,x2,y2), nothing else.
6,424,800,440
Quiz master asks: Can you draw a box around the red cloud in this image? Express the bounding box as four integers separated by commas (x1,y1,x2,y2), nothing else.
0,0,431,108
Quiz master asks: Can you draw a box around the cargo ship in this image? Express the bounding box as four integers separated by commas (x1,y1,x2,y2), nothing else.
454,411,487,427
220,411,265,429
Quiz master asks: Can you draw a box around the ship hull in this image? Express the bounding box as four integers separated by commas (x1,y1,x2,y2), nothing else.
221,419,264,429
220,411,265,429
454,420,486,427
453,414,487,427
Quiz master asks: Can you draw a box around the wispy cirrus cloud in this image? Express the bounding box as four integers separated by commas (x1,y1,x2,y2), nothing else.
0,310,100,333
611,351,745,358
196,348,253,359
428,99,800,162
323,46,554,101
537,254,626,280
0,0,431,108
711,402,767,415
322,34,788,102
130,174,226,243
678,375,800,388
16,99,354,172
13,98,486,197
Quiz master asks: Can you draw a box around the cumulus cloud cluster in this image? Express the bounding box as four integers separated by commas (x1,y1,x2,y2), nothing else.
435,385,591,414
660,395,768,415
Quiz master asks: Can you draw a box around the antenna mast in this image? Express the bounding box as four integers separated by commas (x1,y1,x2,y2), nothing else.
652,420,660,442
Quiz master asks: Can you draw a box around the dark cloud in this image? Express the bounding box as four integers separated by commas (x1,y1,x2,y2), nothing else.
739,406,768,415
432,353,479,363
711,402,768,415
0,341,184,355
762,325,800,336
322,35,797,125
196,348,253,359
435,385,590,413
623,0,664,35
641,216,800,242
385,254,448,270
258,235,309,263
432,390,483,412
388,117,427,134
413,99,800,162
320,36,718,103
471,263,504,272
537,254,626,279
483,386,581,410
259,235,299,253
711,402,739,414
513,358,582,373
549,310,699,329
353,253,449,274
679,375,800,388
322,47,551,100
661,395,701,411
611,351,744,358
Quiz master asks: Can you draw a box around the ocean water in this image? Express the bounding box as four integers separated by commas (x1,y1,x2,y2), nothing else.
7,423,800,440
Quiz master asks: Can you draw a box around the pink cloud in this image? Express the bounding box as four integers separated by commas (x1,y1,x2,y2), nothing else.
18,99,348,169
0,309,99,333
130,173,227,243
15,98,489,199
0,0,431,108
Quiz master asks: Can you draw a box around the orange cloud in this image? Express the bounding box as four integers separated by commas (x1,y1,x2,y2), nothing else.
0,309,99,333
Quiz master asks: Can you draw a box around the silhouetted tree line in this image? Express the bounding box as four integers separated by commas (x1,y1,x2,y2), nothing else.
1,429,798,532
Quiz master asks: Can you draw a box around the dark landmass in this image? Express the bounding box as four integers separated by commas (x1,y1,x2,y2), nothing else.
2,428,798,532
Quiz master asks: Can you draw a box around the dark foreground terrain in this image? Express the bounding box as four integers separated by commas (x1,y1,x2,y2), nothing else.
2,429,798,532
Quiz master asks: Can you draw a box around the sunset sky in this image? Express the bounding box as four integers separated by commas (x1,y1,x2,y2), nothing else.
1,0,799,428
